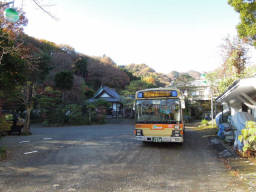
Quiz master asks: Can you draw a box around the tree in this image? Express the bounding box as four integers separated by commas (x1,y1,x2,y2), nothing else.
87,57,130,89
206,36,249,95
218,36,248,92
121,80,157,96
73,57,88,80
142,76,157,85
0,5,28,118
59,44,76,56
3,33,53,135
221,36,248,77
228,0,256,46
176,73,194,84
0,41,26,91
21,52,51,134
119,67,141,81
0,1,57,134
54,71,74,102
37,86,63,126
206,70,222,96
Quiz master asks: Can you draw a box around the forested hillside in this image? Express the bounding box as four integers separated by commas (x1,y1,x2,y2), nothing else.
19,35,131,101
167,70,201,82
123,64,202,88
0,24,132,130
0,11,203,131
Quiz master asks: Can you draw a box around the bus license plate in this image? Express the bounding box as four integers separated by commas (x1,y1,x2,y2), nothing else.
152,137,162,142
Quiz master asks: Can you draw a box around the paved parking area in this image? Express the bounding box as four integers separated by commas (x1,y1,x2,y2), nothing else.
0,123,253,192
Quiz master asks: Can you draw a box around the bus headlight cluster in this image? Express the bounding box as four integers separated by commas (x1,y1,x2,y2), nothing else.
136,129,143,136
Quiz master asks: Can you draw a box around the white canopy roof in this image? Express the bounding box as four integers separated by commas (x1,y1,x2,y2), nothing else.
216,76,256,109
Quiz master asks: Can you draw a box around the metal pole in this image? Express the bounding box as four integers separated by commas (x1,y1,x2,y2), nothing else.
211,93,214,128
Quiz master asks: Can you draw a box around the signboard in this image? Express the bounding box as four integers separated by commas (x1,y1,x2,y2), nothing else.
137,90,178,98
4,8,19,23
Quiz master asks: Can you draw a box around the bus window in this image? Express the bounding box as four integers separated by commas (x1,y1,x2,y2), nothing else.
135,99,181,123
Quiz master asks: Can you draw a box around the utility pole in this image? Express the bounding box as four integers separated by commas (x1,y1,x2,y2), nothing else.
211,92,214,128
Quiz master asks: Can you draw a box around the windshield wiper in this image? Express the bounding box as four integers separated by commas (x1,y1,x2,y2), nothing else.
168,120,177,124
136,120,179,124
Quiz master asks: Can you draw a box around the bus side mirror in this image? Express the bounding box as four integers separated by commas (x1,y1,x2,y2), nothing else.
181,100,185,109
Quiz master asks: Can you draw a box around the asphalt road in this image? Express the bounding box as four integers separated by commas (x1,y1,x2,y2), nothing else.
0,123,252,192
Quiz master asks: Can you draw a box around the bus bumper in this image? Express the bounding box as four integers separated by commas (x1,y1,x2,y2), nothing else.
136,136,183,143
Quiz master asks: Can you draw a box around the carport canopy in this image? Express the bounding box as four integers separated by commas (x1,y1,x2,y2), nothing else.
215,76,256,111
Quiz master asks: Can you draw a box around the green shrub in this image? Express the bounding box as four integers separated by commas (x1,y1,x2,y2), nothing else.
95,99,111,108
201,119,209,126
0,147,7,160
64,104,87,125
37,88,65,126
42,120,49,127
238,121,256,152
92,113,105,124
0,115,12,134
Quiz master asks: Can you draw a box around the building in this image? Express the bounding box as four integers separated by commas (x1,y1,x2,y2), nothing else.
176,79,211,102
89,86,123,117
215,76,256,118
175,79,212,120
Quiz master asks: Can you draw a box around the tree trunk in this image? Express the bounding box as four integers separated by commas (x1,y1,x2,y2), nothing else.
62,91,65,103
22,82,33,135
0,98,2,116
23,106,32,134
89,108,91,124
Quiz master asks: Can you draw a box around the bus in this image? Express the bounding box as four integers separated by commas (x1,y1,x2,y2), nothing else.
134,88,185,143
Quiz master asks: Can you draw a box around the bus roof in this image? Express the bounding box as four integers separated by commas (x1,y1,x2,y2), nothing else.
136,87,179,92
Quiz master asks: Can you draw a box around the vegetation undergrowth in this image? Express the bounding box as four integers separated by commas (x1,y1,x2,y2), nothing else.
238,121,256,157
20,132,32,136
0,146,7,160
195,119,217,131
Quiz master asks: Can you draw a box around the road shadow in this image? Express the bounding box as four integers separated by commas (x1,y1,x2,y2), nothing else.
140,142,183,149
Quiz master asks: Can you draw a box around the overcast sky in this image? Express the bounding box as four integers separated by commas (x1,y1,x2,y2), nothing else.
13,0,254,73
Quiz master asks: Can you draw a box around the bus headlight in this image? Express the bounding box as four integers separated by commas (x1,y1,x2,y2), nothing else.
136,129,143,136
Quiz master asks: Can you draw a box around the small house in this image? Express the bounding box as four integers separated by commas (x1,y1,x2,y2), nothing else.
176,79,212,120
89,86,123,117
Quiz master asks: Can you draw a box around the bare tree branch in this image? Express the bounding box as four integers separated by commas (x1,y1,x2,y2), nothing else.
0,1,14,8
32,0,59,21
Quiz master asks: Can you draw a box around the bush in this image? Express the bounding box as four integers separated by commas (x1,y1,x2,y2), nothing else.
0,114,12,134
84,100,109,125
37,86,108,126
238,121,256,152
92,113,105,124
37,88,65,126
201,119,209,126
0,147,7,160
43,105,66,126
64,104,88,125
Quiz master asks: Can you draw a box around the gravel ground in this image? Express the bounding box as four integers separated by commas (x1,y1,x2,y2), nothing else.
0,123,253,192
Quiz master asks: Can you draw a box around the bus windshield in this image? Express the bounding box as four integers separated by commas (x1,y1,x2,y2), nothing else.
135,99,181,124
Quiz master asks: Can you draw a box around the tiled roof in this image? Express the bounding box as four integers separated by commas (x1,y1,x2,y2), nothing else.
90,86,122,103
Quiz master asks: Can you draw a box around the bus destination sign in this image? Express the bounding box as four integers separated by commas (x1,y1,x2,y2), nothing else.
137,90,178,98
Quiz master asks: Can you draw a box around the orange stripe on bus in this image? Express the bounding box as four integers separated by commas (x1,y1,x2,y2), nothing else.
135,124,183,130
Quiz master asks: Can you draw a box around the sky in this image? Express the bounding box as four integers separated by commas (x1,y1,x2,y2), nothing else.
12,0,254,73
